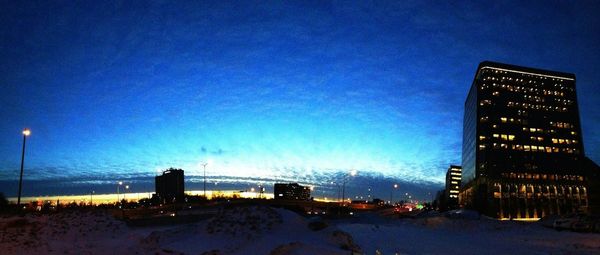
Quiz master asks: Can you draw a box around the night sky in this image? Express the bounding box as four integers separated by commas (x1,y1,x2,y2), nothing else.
1,1,599,200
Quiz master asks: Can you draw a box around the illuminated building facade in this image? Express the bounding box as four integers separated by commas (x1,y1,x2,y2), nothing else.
155,168,185,203
274,183,311,200
461,61,587,219
445,165,462,209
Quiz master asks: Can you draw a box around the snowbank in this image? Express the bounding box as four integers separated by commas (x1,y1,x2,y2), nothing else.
0,206,358,254
339,213,600,255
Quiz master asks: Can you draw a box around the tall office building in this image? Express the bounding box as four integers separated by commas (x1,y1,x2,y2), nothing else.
155,168,185,203
461,61,587,219
445,165,462,209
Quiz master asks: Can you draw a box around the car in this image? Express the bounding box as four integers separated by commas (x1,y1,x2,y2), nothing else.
594,220,600,233
540,215,561,228
571,217,594,232
553,217,576,230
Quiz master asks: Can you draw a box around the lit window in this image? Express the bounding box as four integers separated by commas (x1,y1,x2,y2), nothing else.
508,135,515,141
500,117,507,123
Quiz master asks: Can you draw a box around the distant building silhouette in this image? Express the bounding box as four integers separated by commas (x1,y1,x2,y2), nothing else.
461,61,588,219
445,165,462,209
583,157,600,214
274,183,311,200
434,189,446,211
154,168,185,203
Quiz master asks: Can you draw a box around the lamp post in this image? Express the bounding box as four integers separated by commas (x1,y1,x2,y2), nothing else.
17,128,31,207
125,185,129,201
90,190,95,206
341,170,357,206
117,181,123,203
201,162,208,198
330,181,340,202
390,183,398,205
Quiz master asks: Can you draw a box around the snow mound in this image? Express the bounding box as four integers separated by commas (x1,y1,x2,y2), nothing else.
1,206,361,254
206,205,282,237
444,209,480,219
270,241,349,255
417,216,451,228
0,210,131,255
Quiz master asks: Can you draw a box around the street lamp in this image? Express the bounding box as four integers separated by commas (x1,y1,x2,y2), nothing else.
125,185,129,201
390,183,398,205
330,181,340,202
17,128,31,207
201,162,208,198
341,170,357,206
117,181,123,203
90,190,95,206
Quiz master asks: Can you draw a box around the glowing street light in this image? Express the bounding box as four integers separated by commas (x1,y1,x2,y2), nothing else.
90,190,95,206
17,128,31,207
117,181,123,202
341,170,357,206
390,183,399,205
201,160,211,198
331,181,341,202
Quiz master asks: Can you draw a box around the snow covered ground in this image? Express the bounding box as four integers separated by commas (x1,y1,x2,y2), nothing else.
1,207,599,254
0,207,358,255
338,212,600,255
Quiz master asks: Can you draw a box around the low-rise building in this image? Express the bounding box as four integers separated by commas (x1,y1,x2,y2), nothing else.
274,183,311,200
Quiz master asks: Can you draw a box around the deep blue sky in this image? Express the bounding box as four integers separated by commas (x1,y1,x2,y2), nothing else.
1,1,599,200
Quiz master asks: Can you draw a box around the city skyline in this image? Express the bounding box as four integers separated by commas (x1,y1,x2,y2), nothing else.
1,1,599,199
